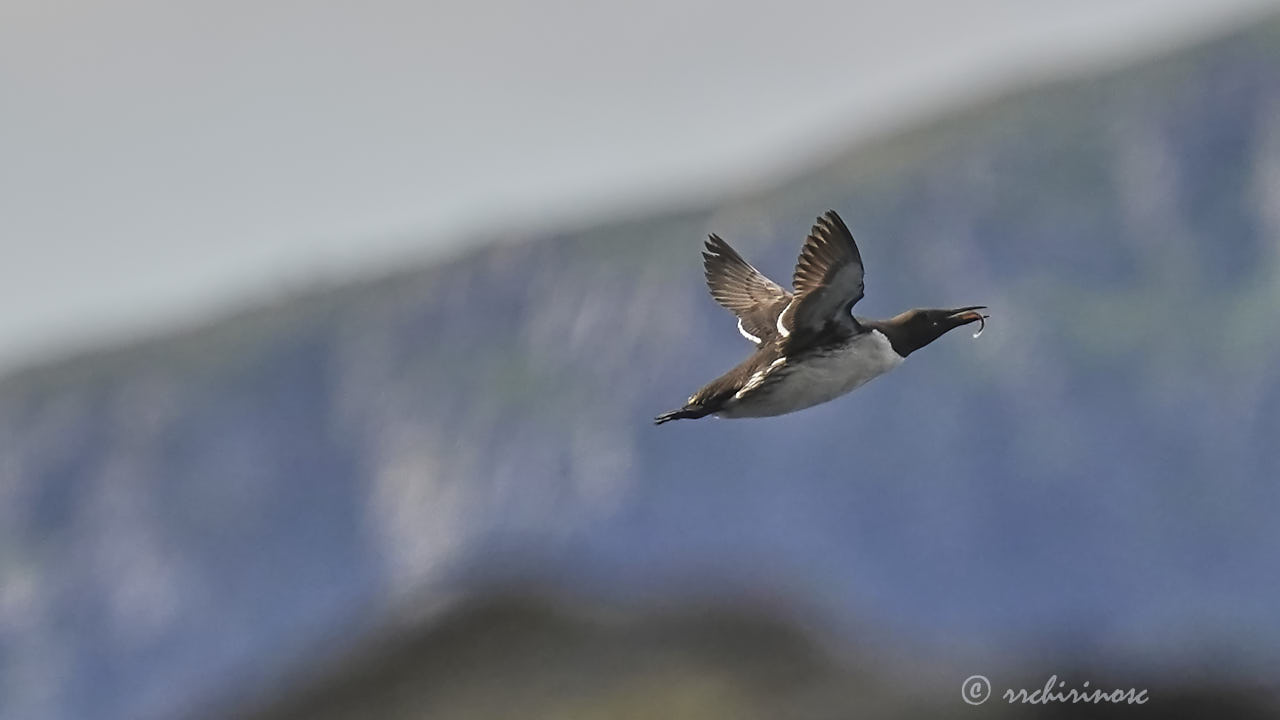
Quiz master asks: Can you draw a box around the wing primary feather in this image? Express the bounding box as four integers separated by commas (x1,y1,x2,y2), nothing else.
702,233,792,344
785,211,866,336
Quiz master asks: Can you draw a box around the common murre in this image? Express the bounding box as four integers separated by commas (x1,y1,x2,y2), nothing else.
655,210,988,424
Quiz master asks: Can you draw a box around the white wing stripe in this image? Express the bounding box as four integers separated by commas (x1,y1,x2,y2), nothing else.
775,298,794,338
734,358,786,399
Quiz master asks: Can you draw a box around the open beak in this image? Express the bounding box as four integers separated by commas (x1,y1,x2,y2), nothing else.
946,306,989,338
946,306,988,325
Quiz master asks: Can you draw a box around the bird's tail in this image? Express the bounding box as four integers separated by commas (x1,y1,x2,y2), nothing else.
653,404,712,425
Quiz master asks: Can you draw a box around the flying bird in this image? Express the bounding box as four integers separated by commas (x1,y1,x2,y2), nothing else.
655,210,987,424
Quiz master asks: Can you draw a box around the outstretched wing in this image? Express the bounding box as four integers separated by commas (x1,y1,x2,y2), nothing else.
777,210,865,338
703,234,792,344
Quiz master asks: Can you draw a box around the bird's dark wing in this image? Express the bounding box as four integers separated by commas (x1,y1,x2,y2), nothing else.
702,233,792,344
777,210,865,337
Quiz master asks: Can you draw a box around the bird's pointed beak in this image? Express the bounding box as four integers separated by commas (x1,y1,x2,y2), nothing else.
946,306,988,325
946,306,989,338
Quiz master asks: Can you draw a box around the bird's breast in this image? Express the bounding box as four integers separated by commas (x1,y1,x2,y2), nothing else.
720,330,903,418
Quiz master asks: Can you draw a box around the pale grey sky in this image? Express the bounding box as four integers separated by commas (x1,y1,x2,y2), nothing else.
2,0,1276,373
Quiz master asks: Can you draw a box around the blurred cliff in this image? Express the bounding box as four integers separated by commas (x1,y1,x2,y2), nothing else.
235,597,1279,720
3,15,1280,720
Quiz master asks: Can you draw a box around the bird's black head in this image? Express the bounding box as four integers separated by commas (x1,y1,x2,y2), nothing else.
877,306,988,356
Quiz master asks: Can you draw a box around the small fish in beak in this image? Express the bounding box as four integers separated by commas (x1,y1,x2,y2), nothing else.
945,306,989,339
